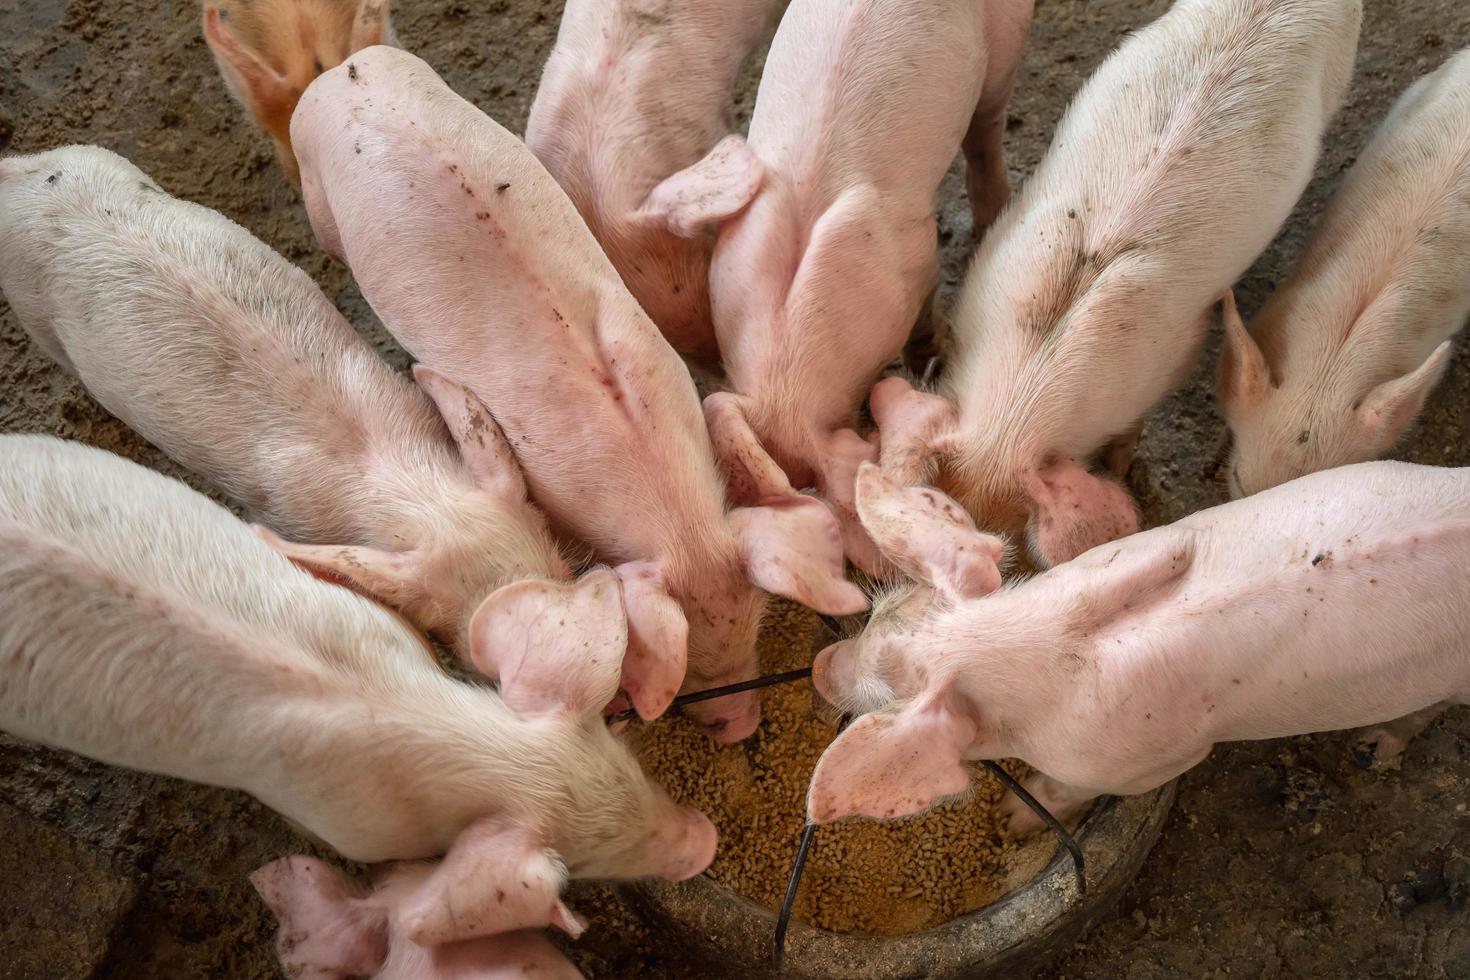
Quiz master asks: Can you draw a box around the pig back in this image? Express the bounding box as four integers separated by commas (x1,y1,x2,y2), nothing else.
296,48,731,559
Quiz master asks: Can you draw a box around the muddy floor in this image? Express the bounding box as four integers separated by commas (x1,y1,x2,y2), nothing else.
2,0,1469,977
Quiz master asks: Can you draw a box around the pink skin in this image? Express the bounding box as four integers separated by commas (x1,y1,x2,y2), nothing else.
868,0,1360,570
524,0,782,362
0,147,615,705
809,460,1470,834
252,856,586,979
657,0,1031,574
1220,50,1470,500
290,48,866,741
0,436,717,910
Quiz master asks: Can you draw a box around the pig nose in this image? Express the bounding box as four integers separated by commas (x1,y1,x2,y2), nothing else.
689,693,761,744
812,640,855,702
658,807,717,881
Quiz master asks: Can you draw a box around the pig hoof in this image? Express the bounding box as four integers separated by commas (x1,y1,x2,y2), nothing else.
999,793,1046,839
1351,732,1408,771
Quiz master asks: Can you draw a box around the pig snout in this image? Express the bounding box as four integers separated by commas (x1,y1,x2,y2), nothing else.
684,689,761,743
647,803,718,882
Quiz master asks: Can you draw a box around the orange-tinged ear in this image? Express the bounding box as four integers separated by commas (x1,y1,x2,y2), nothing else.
203,7,292,119
351,0,395,50
1218,289,1272,412
807,693,977,824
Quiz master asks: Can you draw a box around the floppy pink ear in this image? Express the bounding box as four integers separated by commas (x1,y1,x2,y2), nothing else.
613,561,690,721
813,427,887,576
414,364,528,502
730,496,869,615
254,525,426,608
469,569,626,718
350,0,395,50
638,135,764,238
397,817,583,948
853,461,1003,600
807,693,978,823
1218,289,1272,413
1356,340,1453,453
703,391,797,506
868,376,957,485
250,856,389,980
1025,458,1138,567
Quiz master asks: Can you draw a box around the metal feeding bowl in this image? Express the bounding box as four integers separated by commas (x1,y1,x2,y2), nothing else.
623,783,1176,980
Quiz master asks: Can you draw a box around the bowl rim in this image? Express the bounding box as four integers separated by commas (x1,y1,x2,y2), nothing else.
624,781,1177,979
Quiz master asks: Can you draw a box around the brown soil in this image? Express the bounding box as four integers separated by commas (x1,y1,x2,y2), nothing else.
634,601,1056,937
2,0,1469,978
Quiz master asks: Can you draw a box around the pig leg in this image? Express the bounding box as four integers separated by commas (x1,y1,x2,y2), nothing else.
1351,703,1449,769
961,103,1010,233
998,773,1100,837
703,390,799,506
867,376,957,487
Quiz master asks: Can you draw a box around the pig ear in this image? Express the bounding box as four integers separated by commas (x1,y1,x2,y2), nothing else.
703,391,796,506
614,561,690,721
1024,458,1138,568
350,0,394,50
250,856,389,979
255,525,425,607
814,427,886,576
854,461,1003,601
469,569,626,718
398,817,584,947
1218,290,1273,412
869,376,958,485
807,693,977,823
638,135,764,238
730,496,869,615
202,8,292,116
414,364,528,502
1356,341,1453,452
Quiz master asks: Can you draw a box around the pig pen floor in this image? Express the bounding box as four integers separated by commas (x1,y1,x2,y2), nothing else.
3,0,1470,976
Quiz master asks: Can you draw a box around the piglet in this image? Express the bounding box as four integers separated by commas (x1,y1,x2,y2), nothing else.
808,458,1470,832
1221,48,1470,497
202,0,394,184
0,145,603,714
291,47,867,741
683,0,1032,572
525,0,780,361
252,856,584,979
870,0,1360,568
0,435,716,945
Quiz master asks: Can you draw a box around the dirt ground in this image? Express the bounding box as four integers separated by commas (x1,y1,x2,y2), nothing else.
2,0,1469,976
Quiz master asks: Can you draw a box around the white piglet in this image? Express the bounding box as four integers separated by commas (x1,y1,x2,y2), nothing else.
690,0,1033,573
0,435,715,952
1221,48,1470,497
809,458,1470,831
525,0,781,362
871,0,1361,573
0,145,608,714
291,47,867,741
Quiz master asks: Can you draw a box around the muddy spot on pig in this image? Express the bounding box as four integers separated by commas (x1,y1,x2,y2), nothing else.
2,0,1469,976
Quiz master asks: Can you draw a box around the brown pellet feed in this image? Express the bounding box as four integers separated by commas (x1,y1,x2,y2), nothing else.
635,600,1060,937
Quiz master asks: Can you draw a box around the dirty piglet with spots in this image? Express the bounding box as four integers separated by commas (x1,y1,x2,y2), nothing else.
292,48,868,742
252,856,585,979
688,0,1033,575
870,0,1360,569
525,0,782,362
0,436,717,960
0,145,620,717
1220,48,1470,498
808,460,1470,835
202,0,395,184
